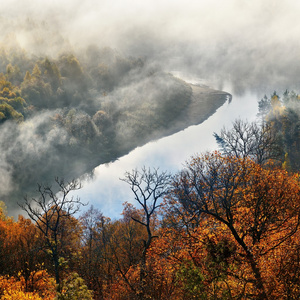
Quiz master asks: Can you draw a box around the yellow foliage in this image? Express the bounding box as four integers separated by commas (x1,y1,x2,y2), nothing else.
1,290,43,300
0,273,55,300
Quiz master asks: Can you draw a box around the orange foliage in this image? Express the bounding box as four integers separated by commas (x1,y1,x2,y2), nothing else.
1,152,300,298
158,152,300,299
0,273,55,300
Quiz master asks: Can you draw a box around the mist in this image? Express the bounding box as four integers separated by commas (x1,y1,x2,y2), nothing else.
1,0,300,217
2,0,300,94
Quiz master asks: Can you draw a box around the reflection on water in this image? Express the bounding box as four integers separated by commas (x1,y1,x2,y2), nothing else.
76,82,259,219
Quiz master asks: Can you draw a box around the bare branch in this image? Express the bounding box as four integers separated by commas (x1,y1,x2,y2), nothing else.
19,177,86,288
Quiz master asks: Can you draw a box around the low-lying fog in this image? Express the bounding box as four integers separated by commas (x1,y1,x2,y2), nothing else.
2,0,300,93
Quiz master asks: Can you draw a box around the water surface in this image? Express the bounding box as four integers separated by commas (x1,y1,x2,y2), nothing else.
76,81,259,219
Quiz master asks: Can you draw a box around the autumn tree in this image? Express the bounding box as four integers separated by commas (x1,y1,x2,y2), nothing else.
120,167,172,298
105,204,147,299
0,271,56,300
169,152,300,299
79,203,149,299
0,202,55,298
79,206,112,299
20,178,86,290
55,272,93,300
6,216,44,291
0,75,26,123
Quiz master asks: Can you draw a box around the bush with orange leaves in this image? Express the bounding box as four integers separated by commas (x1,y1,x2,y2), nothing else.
0,270,56,300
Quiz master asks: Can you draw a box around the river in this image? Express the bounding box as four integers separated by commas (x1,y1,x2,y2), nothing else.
76,79,260,219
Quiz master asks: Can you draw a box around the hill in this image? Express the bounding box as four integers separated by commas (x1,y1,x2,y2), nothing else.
0,45,229,215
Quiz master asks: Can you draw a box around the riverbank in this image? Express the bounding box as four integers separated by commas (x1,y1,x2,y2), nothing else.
75,81,231,182
145,83,231,142
7,79,230,218
74,84,259,220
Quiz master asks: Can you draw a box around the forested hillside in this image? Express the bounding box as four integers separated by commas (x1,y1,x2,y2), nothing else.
0,44,230,214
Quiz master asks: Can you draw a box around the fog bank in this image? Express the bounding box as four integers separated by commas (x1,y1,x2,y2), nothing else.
2,0,300,94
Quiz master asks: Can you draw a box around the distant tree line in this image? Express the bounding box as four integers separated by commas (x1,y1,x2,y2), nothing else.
215,90,300,172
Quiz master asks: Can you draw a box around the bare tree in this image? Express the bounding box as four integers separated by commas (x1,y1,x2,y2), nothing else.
20,177,86,289
214,119,283,164
121,167,172,298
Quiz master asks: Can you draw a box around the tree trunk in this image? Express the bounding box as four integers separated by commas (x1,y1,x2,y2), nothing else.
247,252,268,300
53,252,61,290
229,225,268,299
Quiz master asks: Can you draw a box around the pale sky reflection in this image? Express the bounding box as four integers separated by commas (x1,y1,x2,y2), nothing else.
76,84,259,219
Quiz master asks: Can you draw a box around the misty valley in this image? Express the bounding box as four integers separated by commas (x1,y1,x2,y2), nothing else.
0,44,231,215
1,41,300,299
2,1,300,298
